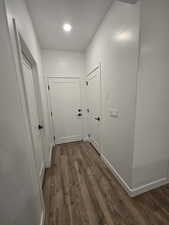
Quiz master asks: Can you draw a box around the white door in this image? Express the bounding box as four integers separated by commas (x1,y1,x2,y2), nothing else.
49,78,83,144
22,55,43,175
87,67,102,152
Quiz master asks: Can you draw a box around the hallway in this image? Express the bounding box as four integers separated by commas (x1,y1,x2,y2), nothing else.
43,142,169,225
2,0,169,224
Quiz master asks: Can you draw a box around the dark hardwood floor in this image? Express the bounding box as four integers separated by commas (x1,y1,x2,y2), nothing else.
43,141,169,225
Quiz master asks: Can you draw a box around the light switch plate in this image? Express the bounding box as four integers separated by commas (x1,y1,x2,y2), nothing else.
109,108,119,118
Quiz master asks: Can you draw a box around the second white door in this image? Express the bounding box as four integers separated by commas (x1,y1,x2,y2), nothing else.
49,78,83,144
87,67,102,153
22,55,43,176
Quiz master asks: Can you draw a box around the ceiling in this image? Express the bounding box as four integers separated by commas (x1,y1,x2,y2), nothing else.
25,0,114,51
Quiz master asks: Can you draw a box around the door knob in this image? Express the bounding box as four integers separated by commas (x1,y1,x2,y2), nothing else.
38,124,44,130
77,113,82,117
94,117,101,121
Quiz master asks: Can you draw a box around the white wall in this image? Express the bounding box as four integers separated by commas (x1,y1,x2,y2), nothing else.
133,0,169,188
42,50,86,139
85,0,140,187
42,50,85,77
6,0,52,166
0,0,42,224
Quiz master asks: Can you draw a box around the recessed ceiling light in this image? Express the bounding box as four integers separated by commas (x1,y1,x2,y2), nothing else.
63,23,72,32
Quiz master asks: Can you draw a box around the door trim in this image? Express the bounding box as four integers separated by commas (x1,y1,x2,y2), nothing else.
86,65,100,77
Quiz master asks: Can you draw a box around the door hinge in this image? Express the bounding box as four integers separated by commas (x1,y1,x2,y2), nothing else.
86,81,88,86
51,112,53,117
53,136,56,141
48,85,50,90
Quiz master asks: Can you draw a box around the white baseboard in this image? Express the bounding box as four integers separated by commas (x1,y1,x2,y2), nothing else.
132,177,168,197
46,143,53,168
101,154,169,197
40,209,45,225
56,135,82,144
101,154,133,196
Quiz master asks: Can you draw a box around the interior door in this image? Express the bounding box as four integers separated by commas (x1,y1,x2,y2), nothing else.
87,67,101,152
22,55,43,176
49,78,83,144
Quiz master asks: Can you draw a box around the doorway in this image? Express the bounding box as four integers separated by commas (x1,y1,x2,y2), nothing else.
12,19,45,221
49,77,83,144
86,65,102,153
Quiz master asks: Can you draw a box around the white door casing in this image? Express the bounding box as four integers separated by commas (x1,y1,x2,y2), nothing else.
86,66,102,153
49,78,83,144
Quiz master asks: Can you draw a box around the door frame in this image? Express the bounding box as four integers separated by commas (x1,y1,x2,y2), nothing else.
47,76,84,145
86,63,103,153
10,18,45,221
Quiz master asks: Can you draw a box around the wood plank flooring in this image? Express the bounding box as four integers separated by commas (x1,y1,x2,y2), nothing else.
43,141,169,225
